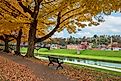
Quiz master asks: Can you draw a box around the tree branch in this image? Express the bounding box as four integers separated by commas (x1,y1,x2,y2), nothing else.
41,0,56,5
0,7,18,18
32,0,41,18
0,35,4,41
35,12,61,43
8,39,14,42
61,7,80,17
41,2,67,18
9,35,17,40
3,0,29,18
17,0,33,17
60,8,86,24
0,13,4,17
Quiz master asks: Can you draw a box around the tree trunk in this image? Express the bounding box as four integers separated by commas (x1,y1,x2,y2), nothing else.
15,29,22,55
26,1,40,57
26,20,37,57
1,34,14,53
4,40,9,53
15,39,21,55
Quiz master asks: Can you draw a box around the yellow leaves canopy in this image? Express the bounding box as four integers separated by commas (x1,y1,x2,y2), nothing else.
0,0,121,36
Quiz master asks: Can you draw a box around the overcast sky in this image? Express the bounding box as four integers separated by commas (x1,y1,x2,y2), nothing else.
52,12,121,38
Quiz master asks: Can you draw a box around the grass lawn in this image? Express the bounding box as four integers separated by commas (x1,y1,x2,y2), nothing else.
20,47,121,62
67,63,121,76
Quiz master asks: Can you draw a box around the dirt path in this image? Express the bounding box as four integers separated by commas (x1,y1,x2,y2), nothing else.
0,52,76,81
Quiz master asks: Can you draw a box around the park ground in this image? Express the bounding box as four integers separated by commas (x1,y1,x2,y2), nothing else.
0,52,121,81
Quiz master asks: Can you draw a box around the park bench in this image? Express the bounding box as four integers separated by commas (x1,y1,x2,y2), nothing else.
48,56,63,69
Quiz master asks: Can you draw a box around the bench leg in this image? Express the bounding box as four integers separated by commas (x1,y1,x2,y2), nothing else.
56,63,63,70
48,62,54,66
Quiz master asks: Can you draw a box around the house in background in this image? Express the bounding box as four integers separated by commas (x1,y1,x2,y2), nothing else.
106,42,121,51
67,44,77,49
50,44,62,49
79,42,89,50
67,41,89,50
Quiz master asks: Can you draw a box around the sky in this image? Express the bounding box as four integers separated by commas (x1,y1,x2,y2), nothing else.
52,12,121,38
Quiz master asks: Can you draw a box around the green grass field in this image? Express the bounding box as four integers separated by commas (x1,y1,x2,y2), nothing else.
67,63,121,76
20,47,121,62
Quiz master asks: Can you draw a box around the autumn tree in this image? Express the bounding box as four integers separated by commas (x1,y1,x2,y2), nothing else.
0,23,29,54
0,26,23,53
0,0,30,53
1,0,121,57
0,34,14,52
16,0,62,57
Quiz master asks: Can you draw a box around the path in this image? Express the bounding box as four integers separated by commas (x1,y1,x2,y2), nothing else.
0,52,76,81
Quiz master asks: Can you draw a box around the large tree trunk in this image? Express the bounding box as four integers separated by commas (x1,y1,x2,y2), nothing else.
4,40,9,53
26,20,37,57
15,29,22,55
25,1,40,57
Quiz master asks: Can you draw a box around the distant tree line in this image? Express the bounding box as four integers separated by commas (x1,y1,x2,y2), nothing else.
41,35,121,47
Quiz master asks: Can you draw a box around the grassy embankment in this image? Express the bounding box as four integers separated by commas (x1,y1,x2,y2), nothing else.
20,47,121,63
67,63,121,76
